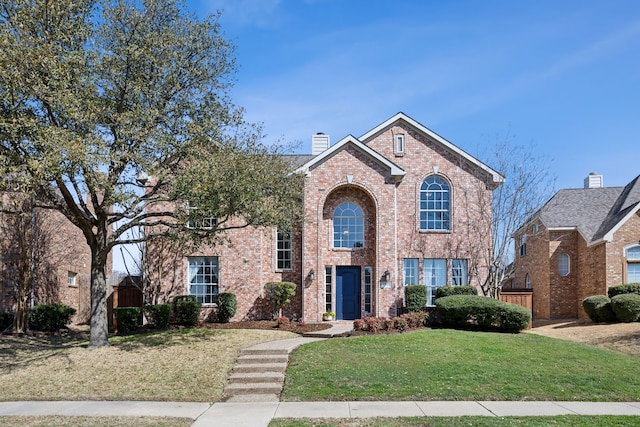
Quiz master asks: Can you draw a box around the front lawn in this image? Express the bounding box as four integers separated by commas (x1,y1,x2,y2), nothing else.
283,329,640,401
271,415,640,427
0,328,296,402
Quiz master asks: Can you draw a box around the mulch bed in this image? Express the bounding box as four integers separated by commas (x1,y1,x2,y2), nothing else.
201,320,332,334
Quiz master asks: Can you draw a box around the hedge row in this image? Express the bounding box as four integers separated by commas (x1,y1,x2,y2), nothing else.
353,312,429,333
435,295,531,333
583,292,640,323
29,304,76,331
608,283,640,298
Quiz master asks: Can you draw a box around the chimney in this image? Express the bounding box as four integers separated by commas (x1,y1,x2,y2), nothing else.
584,172,604,189
311,132,330,155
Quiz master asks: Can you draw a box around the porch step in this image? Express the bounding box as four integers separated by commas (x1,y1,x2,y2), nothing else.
241,348,288,356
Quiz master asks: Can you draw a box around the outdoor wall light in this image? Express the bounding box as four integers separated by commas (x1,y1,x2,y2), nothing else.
309,269,315,281
380,270,391,289
384,270,390,282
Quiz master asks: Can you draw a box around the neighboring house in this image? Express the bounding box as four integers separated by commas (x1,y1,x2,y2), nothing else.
0,190,102,323
148,112,504,322
510,173,640,319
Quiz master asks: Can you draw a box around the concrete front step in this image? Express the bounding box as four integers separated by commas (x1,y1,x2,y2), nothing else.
236,354,289,364
241,348,288,356
228,371,285,383
223,393,279,403
233,362,287,373
224,382,283,396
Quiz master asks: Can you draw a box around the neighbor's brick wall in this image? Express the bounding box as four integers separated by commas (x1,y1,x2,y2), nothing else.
513,221,551,318
605,211,640,287
548,230,578,318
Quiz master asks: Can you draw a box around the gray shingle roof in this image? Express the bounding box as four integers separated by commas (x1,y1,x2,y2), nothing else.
537,174,640,243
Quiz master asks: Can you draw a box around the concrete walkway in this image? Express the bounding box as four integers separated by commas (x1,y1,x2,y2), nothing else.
1,400,640,426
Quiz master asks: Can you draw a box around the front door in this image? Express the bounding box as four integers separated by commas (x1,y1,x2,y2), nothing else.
336,266,361,320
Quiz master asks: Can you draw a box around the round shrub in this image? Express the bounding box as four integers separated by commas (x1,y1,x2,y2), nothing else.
608,283,640,298
611,293,640,323
435,285,478,299
29,304,76,332
497,303,532,332
173,295,202,326
582,295,616,323
143,304,171,329
435,295,530,332
217,292,237,323
114,307,142,333
404,285,426,312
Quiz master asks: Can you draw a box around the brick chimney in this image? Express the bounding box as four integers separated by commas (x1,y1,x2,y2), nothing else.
584,172,604,189
311,132,330,155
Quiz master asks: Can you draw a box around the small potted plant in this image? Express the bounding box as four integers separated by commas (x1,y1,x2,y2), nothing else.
322,311,336,321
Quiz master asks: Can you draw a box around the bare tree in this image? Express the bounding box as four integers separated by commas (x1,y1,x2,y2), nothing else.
0,193,59,332
462,139,555,297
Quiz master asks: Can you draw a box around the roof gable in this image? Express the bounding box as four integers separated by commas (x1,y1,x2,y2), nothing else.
359,112,504,187
531,174,640,245
294,134,405,179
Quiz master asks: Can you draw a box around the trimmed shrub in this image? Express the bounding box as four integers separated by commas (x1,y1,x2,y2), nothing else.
29,304,76,332
435,295,530,332
173,295,201,326
216,292,237,323
264,281,296,318
400,311,429,328
405,285,427,312
353,319,365,330
114,307,141,333
435,285,478,299
143,304,171,329
0,311,13,332
497,304,532,333
582,295,616,323
611,293,640,323
608,283,640,298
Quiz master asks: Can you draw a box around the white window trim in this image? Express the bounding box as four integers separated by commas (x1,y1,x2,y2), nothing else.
276,230,292,271
67,271,77,287
558,253,570,277
394,133,405,155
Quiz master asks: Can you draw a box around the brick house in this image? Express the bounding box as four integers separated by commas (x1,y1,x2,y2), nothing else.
149,112,504,322
510,173,640,319
0,191,94,323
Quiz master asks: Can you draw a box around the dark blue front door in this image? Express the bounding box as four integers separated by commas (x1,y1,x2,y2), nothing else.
336,266,361,320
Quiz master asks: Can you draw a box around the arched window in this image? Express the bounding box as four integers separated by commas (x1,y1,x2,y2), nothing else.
558,253,570,276
420,176,450,230
525,274,531,289
625,245,640,283
333,202,364,248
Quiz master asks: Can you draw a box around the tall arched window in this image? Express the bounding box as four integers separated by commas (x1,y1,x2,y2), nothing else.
525,274,531,289
333,202,364,248
558,253,570,276
420,176,450,230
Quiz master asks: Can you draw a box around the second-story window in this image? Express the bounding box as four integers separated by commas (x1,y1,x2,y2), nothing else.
333,202,364,248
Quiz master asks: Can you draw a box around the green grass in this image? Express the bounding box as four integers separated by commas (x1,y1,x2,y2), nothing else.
282,329,640,401
270,416,640,427
0,416,192,427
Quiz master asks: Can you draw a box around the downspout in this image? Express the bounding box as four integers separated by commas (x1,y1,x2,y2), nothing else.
394,180,399,317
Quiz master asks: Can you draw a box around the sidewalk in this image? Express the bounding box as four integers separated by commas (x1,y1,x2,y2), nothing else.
1,400,640,426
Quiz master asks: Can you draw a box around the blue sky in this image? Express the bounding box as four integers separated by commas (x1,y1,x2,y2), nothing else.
187,0,640,191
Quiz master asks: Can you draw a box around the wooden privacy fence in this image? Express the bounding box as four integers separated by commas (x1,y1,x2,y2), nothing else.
107,277,143,332
499,289,533,329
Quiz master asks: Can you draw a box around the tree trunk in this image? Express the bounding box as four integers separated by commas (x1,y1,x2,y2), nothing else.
88,250,110,348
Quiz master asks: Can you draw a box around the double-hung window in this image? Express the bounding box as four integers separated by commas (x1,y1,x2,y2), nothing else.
420,176,450,231
626,246,640,283
276,230,292,270
403,258,419,286
424,259,446,306
451,259,467,286
188,257,219,304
